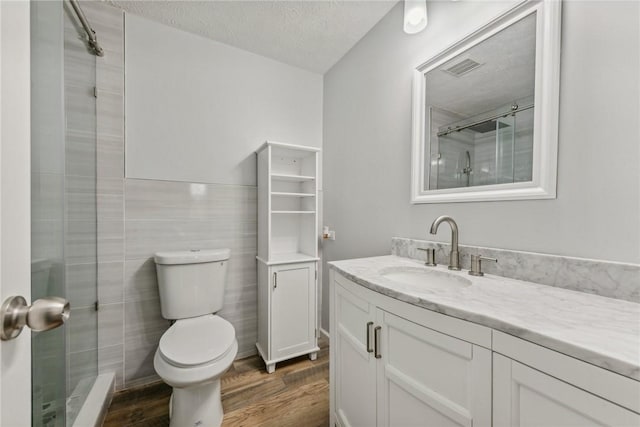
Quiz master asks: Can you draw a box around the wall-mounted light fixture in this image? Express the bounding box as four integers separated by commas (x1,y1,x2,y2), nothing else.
404,0,428,34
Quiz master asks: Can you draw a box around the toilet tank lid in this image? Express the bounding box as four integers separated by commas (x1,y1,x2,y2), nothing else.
154,248,230,265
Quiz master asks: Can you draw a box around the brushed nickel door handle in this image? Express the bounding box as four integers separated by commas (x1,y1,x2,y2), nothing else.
374,326,382,359
366,321,374,353
1,296,70,340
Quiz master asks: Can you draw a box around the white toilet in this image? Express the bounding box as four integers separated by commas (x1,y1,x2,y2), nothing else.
153,248,237,427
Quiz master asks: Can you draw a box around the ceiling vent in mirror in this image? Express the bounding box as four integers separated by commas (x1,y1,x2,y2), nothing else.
442,58,482,77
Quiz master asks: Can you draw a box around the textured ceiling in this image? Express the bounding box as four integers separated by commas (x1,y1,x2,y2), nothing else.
425,12,536,117
104,0,398,73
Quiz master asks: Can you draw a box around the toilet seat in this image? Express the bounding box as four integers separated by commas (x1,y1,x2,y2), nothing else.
159,314,235,368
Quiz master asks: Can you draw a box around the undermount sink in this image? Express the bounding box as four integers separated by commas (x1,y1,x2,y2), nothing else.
380,266,472,292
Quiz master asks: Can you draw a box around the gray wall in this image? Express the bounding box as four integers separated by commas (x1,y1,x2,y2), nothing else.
63,2,100,403
125,13,323,186
31,2,74,420
84,2,323,390
322,1,640,330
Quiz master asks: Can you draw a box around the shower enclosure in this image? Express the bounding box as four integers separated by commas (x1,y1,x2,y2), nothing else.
429,101,535,190
31,1,102,425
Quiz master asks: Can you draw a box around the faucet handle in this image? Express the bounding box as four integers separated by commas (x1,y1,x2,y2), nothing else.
417,248,436,267
469,254,497,277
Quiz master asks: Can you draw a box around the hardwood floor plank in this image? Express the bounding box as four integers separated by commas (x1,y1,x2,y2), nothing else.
282,361,329,387
104,383,172,427
221,380,329,427
129,414,169,427
104,340,330,427
222,377,287,413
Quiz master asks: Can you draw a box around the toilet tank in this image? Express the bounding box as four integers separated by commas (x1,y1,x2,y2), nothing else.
154,248,230,320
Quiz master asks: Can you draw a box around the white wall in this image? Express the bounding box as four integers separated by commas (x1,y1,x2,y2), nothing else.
0,1,32,423
125,14,323,186
322,1,640,329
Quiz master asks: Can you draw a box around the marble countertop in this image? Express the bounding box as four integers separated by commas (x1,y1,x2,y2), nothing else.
329,255,640,381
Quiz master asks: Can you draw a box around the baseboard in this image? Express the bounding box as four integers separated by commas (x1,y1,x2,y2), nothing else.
124,373,161,390
320,327,330,339
236,347,258,360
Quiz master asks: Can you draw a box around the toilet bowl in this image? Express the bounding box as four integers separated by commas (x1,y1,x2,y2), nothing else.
154,315,238,427
152,248,235,427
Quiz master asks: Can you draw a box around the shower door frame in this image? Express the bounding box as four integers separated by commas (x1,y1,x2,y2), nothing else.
0,0,33,425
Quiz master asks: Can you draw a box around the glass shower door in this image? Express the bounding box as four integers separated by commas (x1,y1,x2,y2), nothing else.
31,1,99,425
495,116,516,184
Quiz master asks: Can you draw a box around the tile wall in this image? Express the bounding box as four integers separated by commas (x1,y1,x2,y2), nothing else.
63,2,99,397
122,180,257,386
84,2,259,390
83,1,126,389
31,2,69,422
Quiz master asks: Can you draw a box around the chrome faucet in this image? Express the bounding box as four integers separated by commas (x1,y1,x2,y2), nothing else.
429,215,461,271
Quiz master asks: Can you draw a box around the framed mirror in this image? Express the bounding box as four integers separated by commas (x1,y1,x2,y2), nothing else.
411,0,561,203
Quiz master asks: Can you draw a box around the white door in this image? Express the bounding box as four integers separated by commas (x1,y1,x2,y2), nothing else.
0,0,33,425
493,353,640,426
376,309,491,427
332,281,377,427
271,262,316,359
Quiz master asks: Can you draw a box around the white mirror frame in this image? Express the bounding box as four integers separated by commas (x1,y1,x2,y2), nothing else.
411,0,561,204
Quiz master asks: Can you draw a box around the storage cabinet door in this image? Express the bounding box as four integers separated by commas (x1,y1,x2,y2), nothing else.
333,282,377,427
271,263,316,359
376,310,491,427
493,353,640,427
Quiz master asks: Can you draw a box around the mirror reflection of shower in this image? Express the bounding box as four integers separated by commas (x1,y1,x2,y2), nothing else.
463,150,472,187
428,97,534,191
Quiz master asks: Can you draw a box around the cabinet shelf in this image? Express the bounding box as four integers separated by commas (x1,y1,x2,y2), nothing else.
258,252,319,265
271,173,315,182
271,192,315,198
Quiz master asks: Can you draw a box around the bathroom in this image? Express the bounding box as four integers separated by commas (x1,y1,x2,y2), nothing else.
0,0,638,426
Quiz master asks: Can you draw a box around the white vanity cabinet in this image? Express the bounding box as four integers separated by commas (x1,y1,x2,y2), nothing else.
331,271,493,427
333,280,377,427
256,141,321,373
492,331,640,427
376,310,491,427
330,269,640,427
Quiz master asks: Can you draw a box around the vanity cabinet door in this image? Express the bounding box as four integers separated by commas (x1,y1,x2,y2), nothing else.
333,282,377,427
493,353,640,427
270,262,316,360
376,310,491,427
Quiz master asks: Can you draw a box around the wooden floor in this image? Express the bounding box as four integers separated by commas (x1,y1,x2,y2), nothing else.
103,337,329,427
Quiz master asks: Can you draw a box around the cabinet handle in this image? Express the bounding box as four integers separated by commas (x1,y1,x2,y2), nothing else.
366,321,374,353
374,326,382,359
273,272,277,289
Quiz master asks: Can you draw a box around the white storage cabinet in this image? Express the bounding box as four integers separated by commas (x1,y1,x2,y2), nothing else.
256,141,320,373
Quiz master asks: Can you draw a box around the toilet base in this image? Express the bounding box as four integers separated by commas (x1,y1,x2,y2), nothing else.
170,380,223,427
